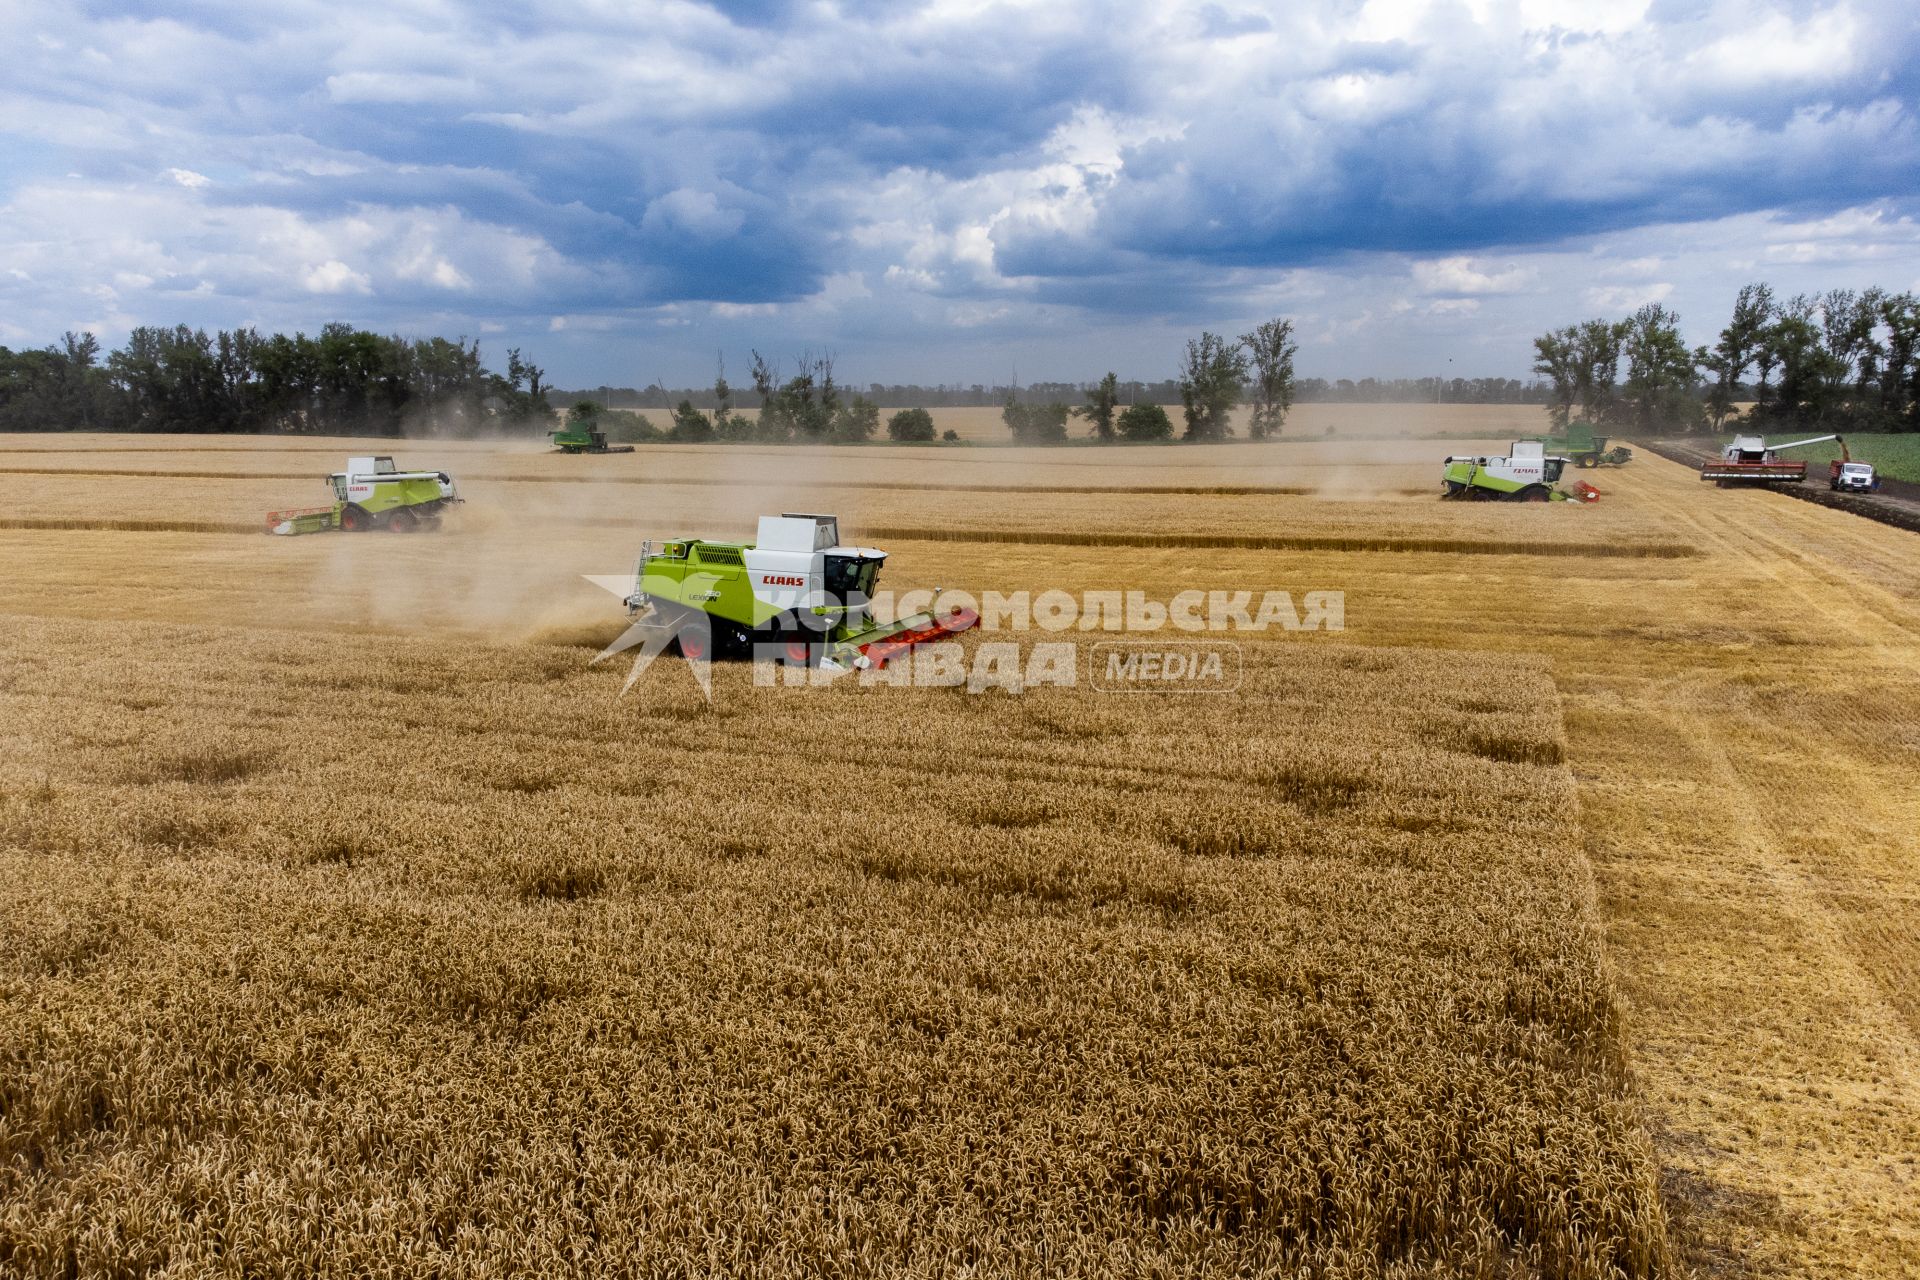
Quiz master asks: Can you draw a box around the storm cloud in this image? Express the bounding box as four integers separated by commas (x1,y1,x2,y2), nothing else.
3,0,1917,383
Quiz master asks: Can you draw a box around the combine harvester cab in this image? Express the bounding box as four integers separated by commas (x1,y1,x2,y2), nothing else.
624,513,979,668
1441,441,1583,502
266,456,462,534
1700,434,1843,487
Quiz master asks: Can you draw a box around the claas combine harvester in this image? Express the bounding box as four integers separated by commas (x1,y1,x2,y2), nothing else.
1441,441,1601,502
266,457,461,534
624,513,979,668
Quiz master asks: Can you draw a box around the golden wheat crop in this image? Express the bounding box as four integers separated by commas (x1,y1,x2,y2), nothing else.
0,612,1668,1277
3,426,1918,1277
0,427,1661,553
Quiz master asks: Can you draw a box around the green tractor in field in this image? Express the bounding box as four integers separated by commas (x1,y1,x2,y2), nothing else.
265,456,462,534
549,422,635,454
550,402,635,454
1529,420,1632,468
623,513,979,668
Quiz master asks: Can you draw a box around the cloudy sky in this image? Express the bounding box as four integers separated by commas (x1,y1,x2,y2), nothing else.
3,0,1918,386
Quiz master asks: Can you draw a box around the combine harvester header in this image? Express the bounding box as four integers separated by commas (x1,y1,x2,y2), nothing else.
624,513,979,669
1701,434,1843,486
266,457,461,534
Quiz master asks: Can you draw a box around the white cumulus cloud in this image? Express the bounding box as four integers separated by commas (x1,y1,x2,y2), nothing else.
302,260,372,294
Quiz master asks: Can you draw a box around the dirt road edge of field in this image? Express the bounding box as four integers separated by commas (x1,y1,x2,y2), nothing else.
1639,439,1920,535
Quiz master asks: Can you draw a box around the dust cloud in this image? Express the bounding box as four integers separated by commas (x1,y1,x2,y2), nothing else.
277,402,1538,646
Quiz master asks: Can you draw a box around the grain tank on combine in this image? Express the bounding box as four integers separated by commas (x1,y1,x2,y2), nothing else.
265,457,461,534
623,513,979,668
1441,441,1598,502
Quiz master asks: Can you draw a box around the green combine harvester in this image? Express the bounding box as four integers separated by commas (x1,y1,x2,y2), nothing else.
265,456,462,534
1442,441,1600,502
624,513,979,668
1529,420,1632,468
549,422,635,454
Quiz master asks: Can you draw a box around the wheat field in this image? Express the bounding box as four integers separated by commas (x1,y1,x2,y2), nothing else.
2,412,1916,1277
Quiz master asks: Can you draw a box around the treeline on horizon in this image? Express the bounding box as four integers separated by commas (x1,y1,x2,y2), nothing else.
6,280,1914,441
571,320,1311,445
0,320,1553,441
1533,281,1920,436
0,323,554,436
558,374,1555,411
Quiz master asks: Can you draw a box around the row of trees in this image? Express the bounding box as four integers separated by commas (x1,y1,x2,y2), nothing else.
36,289,1915,444
1532,306,1699,433
1533,283,1920,435
994,396,1176,442
564,329,1289,448
566,396,961,446
553,373,1552,412
563,350,969,446
1004,319,1297,444
0,324,552,435
1708,285,1919,432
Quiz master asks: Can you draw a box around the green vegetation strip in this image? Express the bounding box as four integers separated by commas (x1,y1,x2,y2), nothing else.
1714,433,1920,484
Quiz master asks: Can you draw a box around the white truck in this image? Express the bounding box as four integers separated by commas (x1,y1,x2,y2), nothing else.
1830,458,1880,493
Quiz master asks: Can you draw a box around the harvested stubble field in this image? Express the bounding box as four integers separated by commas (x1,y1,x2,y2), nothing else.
2,413,1917,1278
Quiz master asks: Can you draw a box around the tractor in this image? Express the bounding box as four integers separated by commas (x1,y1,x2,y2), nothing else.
549,422,635,454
